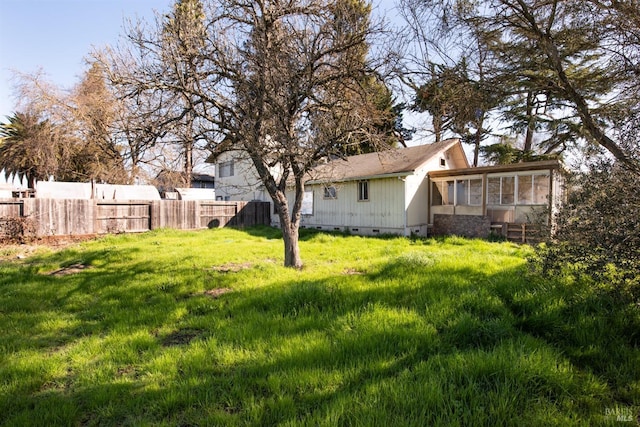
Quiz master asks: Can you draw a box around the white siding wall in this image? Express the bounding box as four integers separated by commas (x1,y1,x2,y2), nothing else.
405,171,428,232
215,151,278,206
300,177,407,234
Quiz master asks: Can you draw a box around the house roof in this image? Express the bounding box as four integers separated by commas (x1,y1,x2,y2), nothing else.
192,173,215,183
307,139,463,183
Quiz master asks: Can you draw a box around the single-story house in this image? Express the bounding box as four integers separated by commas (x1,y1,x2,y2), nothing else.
295,139,469,236
210,139,564,240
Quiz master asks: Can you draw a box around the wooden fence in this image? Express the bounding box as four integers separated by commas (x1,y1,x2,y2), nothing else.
0,199,271,239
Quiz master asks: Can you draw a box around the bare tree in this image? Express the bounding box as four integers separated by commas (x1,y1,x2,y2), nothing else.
101,0,389,267
8,66,132,183
97,0,212,188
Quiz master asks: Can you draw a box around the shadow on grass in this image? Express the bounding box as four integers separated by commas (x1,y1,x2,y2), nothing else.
1,241,637,426
493,274,640,405
241,225,412,242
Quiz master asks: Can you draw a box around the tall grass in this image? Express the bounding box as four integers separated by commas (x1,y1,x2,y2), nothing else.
0,227,637,426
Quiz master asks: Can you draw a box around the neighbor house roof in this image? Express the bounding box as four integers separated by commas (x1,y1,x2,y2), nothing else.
307,139,463,183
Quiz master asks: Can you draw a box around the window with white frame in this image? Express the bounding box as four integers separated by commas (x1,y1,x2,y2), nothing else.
518,173,550,205
324,185,337,199
432,178,480,206
488,176,514,205
218,160,234,178
358,180,369,201
456,178,482,206
489,173,550,206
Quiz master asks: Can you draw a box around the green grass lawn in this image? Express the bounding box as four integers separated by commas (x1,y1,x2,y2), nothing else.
1,227,638,426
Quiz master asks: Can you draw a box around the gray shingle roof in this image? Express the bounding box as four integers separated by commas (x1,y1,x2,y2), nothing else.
307,139,460,183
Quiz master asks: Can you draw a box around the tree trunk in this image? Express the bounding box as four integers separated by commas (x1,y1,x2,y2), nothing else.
275,195,303,269
184,140,193,187
473,129,481,167
282,220,302,269
433,115,442,142
524,91,535,153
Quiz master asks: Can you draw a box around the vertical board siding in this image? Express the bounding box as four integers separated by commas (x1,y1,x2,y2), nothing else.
306,178,405,229
0,199,270,238
34,199,95,236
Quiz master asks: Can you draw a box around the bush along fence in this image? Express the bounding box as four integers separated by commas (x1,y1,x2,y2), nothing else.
0,199,271,242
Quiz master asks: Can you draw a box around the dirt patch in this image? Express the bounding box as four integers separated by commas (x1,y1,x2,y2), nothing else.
211,262,252,273
116,365,139,379
1,235,98,262
202,288,233,298
343,268,364,275
48,263,91,276
159,328,205,347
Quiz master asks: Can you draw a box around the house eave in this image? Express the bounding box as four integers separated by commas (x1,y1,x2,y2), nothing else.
306,171,413,185
428,160,562,178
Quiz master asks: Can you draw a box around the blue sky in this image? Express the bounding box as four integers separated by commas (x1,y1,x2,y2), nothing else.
0,0,174,119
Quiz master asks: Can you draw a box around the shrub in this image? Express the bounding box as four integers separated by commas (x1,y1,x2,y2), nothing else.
533,159,640,304
0,216,36,244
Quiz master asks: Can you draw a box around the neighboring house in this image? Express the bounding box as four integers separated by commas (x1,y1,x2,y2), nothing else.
191,173,215,189
155,170,216,198
212,149,277,203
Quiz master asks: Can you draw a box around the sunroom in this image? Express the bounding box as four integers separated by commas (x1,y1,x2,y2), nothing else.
427,160,564,239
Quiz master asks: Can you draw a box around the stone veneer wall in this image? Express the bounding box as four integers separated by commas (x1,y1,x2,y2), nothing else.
432,214,491,238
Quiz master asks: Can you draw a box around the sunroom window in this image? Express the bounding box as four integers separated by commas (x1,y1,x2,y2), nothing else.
432,180,454,205
488,176,515,205
456,178,482,206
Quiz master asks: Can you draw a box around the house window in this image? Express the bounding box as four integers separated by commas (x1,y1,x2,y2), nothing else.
533,174,550,204
518,175,533,204
218,161,234,178
358,180,369,201
324,185,337,199
518,173,550,205
502,176,515,204
432,181,443,205
456,178,482,206
431,180,454,205
488,176,515,205
488,177,501,204
440,158,446,167
469,179,482,205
